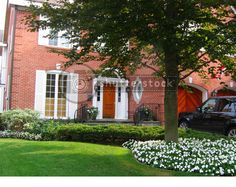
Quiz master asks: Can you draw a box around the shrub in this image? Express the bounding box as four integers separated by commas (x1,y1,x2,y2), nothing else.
23,121,44,134
41,120,63,140
178,128,229,140
23,120,64,140
0,113,7,131
55,123,230,145
56,124,165,145
1,109,40,131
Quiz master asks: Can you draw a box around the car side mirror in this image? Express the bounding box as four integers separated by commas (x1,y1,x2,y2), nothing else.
197,107,202,113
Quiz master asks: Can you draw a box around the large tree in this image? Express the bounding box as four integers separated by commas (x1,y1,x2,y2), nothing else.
26,0,236,142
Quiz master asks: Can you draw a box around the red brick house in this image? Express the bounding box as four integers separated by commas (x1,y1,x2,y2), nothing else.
1,0,236,124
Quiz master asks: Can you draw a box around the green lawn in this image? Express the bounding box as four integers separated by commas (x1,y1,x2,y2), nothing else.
0,138,197,176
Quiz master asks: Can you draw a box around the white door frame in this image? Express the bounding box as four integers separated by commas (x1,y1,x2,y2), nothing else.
185,83,208,102
92,77,129,120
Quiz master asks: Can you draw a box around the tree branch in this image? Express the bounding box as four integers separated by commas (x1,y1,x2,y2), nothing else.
179,60,212,80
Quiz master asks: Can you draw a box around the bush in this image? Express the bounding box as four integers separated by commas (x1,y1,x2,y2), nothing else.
56,124,165,145
23,120,64,140
0,113,7,131
178,128,229,141
55,123,230,145
1,109,40,131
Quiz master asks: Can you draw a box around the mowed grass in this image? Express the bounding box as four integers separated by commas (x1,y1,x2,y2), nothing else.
0,138,198,176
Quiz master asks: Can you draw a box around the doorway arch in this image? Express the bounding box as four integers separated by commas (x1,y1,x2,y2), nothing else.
216,88,236,96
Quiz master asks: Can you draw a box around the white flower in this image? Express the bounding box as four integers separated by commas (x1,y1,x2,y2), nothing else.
123,137,236,176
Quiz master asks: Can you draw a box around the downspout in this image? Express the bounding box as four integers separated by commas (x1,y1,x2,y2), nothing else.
8,5,17,110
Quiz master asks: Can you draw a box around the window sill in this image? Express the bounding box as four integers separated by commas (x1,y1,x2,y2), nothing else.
38,44,73,50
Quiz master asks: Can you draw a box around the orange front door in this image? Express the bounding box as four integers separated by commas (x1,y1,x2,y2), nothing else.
103,84,115,118
178,87,202,113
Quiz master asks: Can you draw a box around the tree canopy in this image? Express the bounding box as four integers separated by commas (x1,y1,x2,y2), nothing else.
26,0,236,142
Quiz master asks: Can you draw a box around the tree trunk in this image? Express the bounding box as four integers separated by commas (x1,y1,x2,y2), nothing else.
163,1,179,143
164,51,179,142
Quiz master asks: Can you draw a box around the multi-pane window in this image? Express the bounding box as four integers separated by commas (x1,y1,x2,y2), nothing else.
45,74,56,117
45,74,68,118
60,36,70,48
57,75,67,117
38,16,71,48
48,31,58,46
48,30,70,48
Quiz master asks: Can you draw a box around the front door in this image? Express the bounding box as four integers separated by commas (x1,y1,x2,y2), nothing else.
103,84,115,118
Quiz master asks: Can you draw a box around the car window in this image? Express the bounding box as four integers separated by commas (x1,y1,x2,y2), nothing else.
201,99,217,112
217,99,236,112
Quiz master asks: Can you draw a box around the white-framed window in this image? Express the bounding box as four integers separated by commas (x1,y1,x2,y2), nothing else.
132,78,143,104
34,70,79,119
38,28,71,48
45,73,68,118
48,31,58,46
38,16,71,48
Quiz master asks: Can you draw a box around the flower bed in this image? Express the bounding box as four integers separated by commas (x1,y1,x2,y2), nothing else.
0,131,42,141
123,138,236,176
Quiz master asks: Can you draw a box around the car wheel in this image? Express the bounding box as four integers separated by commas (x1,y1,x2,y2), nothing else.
179,120,189,128
227,128,236,138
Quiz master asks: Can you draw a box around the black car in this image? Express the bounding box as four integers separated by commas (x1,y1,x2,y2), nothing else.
178,96,236,138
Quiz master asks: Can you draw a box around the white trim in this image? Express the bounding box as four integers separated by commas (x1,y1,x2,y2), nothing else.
114,84,118,119
185,83,208,102
38,26,72,49
9,0,35,7
0,87,4,112
46,70,70,74
132,77,143,104
34,70,78,119
0,42,7,47
67,72,79,119
54,74,59,118
34,70,46,118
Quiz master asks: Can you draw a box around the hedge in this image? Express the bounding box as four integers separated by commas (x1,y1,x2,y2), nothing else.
56,124,165,145
55,124,228,145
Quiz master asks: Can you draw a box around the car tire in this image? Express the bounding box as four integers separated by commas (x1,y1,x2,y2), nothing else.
227,128,236,138
179,120,189,129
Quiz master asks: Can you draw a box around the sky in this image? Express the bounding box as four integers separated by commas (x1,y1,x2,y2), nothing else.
0,0,7,30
